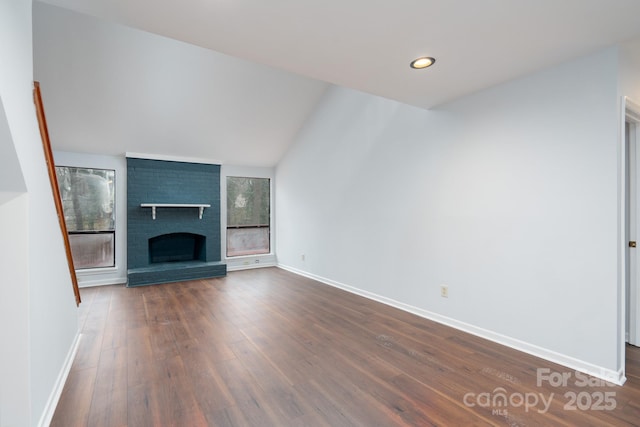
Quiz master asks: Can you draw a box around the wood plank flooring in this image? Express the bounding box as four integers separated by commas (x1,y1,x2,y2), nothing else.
51,267,640,426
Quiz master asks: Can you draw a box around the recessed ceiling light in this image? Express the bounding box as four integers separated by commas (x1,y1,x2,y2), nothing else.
410,56,436,69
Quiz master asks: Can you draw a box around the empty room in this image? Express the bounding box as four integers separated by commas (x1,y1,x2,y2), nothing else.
3,0,640,425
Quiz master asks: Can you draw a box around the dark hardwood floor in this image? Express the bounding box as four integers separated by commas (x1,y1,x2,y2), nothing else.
51,267,640,426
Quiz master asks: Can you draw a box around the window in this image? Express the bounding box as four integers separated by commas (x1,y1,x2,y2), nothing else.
226,176,270,257
55,166,115,269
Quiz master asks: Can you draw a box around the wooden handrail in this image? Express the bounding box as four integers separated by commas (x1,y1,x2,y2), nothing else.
33,81,81,306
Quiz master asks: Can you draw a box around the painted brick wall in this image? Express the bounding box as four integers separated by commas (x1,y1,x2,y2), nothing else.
127,158,221,269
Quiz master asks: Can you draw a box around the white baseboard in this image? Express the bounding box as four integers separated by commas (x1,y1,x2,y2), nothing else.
277,264,626,386
78,279,127,288
227,261,277,272
77,271,127,288
37,333,82,427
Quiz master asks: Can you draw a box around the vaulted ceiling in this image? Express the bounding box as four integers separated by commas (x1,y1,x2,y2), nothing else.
34,0,640,166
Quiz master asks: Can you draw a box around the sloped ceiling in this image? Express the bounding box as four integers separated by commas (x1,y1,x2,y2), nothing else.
33,3,329,166
34,0,640,166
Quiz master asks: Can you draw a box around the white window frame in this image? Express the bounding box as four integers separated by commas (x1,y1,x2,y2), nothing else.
220,165,276,270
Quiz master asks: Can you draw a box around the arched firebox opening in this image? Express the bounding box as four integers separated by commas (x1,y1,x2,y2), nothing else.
148,232,206,264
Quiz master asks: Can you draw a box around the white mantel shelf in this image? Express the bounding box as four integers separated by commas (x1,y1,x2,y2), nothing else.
140,203,211,220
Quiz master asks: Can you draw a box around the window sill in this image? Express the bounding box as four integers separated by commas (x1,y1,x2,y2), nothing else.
75,266,119,275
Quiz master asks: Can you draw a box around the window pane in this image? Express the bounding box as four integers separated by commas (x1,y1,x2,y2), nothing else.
56,167,115,232
226,177,270,257
227,227,270,257
68,233,115,269
55,166,116,269
227,177,270,226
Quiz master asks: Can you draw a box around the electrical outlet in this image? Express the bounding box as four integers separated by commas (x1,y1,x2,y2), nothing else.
254,259,260,264
440,285,449,298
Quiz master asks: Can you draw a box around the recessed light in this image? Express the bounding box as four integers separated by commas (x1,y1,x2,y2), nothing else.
410,56,436,69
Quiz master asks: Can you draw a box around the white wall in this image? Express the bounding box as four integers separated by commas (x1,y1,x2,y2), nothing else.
0,95,29,426
54,151,128,286
221,164,277,270
277,48,621,378
0,1,79,425
0,96,27,204
0,194,29,427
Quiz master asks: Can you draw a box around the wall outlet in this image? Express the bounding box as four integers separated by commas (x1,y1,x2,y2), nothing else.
301,254,306,261
440,285,449,298
254,259,260,264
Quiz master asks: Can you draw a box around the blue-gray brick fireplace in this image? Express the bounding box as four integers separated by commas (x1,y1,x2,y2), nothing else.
127,157,226,287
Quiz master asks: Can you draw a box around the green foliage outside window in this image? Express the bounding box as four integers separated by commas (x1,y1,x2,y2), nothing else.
56,167,115,232
227,177,270,227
